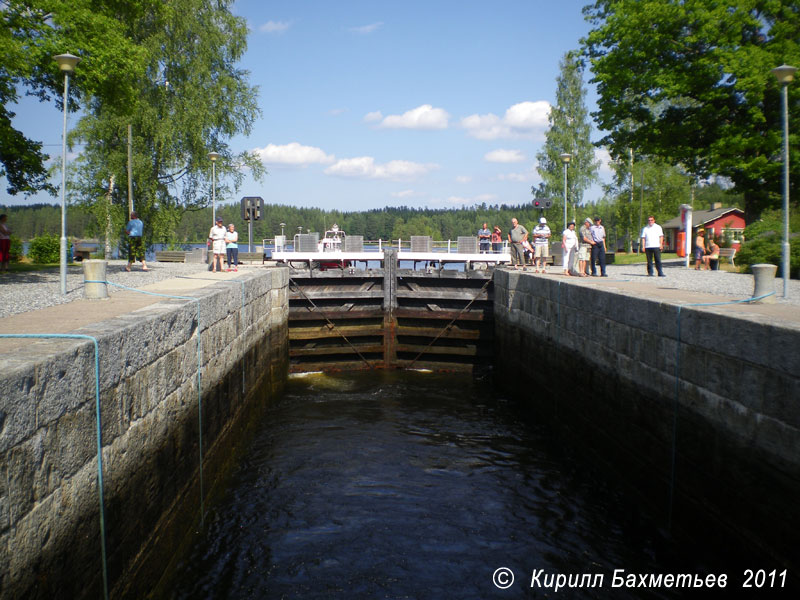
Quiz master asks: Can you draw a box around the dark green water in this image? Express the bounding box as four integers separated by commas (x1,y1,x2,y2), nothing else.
162,371,788,599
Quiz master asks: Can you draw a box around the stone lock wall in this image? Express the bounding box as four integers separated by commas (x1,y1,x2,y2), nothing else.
492,269,800,572
0,268,289,599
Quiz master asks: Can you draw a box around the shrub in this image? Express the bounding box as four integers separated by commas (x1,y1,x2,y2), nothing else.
27,233,61,264
9,235,23,262
736,208,800,279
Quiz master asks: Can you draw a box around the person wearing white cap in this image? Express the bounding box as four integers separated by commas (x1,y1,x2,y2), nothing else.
532,216,551,273
208,216,227,272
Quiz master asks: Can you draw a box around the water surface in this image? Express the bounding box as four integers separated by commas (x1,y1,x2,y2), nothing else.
164,371,768,599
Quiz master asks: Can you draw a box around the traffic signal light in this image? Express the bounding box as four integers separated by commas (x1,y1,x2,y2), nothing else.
534,200,541,208
241,196,263,221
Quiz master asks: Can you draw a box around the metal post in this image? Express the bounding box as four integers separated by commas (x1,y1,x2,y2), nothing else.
563,161,568,232
772,65,796,298
211,159,216,225
59,73,70,295
781,81,790,298
127,123,134,215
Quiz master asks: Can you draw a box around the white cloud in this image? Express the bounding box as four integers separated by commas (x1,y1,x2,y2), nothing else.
461,101,551,140
259,20,291,33
391,189,418,198
496,172,532,182
455,175,472,184
324,156,439,180
485,149,526,163
349,22,383,34
376,104,450,130
364,110,383,122
254,142,335,167
329,108,347,116
596,146,613,175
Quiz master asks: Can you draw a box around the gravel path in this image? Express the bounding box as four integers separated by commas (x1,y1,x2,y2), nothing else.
0,260,213,319
1,258,798,320
565,258,800,306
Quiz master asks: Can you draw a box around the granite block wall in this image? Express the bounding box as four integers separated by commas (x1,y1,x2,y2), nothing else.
493,269,800,572
0,268,289,599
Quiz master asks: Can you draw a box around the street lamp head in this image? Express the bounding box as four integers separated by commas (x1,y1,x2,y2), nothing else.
560,153,573,164
208,151,220,162
772,64,797,85
53,54,81,74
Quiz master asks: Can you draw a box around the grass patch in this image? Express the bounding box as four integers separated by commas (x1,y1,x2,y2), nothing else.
611,252,679,265
4,259,74,273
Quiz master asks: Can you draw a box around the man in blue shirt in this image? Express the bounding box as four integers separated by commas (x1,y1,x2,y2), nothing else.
478,223,491,253
125,211,149,272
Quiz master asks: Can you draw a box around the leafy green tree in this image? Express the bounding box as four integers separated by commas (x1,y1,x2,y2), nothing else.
581,0,800,221
70,0,265,247
536,52,599,232
736,208,800,277
1,0,149,196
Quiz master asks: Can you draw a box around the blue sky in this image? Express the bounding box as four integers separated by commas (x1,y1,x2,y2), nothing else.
2,0,612,211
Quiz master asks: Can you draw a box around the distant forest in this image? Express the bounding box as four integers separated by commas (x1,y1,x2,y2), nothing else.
0,202,581,246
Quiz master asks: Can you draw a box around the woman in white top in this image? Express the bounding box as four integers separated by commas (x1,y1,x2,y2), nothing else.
562,222,578,276
208,216,227,272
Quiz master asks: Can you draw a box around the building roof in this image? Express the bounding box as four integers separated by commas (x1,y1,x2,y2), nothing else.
662,207,744,229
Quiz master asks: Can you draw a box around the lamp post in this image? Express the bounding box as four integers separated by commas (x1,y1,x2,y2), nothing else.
772,64,797,298
559,153,572,232
54,53,81,295
208,151,220,225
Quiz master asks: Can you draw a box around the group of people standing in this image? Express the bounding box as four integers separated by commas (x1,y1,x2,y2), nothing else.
123,212,240,273
478,223,504,254
208,216,239,272
501,215,612,277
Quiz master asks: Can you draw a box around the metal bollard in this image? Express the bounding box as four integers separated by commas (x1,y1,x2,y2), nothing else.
751,263,777,303
83,259,108,300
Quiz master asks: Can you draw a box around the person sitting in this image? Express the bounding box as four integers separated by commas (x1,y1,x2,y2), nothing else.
702,240,720,270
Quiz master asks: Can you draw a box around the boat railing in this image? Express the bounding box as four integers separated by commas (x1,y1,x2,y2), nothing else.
262,238,510,254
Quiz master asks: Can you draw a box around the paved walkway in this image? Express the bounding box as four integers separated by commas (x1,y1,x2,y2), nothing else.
1,260,798,352
0,265,254,354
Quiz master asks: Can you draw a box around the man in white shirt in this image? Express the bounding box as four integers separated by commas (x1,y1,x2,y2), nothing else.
590,217,607,277
640,215,665,277
532,217,551,273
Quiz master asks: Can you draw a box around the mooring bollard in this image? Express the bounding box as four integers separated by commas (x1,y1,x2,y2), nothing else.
83,259,108,300
751,263,777,303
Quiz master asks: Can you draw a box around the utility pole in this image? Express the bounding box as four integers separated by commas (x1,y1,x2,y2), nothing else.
127,124,134,215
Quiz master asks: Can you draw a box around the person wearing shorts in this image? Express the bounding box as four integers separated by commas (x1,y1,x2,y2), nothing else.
532,217,551,273
694,230,706,270
208,216,227,272
578,217,592,277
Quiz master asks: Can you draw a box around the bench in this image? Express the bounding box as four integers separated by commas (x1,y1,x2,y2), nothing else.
155,251,186,263
230,251,264,265
709,247,736,270
73,245,94,261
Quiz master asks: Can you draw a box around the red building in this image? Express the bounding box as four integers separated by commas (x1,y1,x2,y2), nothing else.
662,203,746,251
